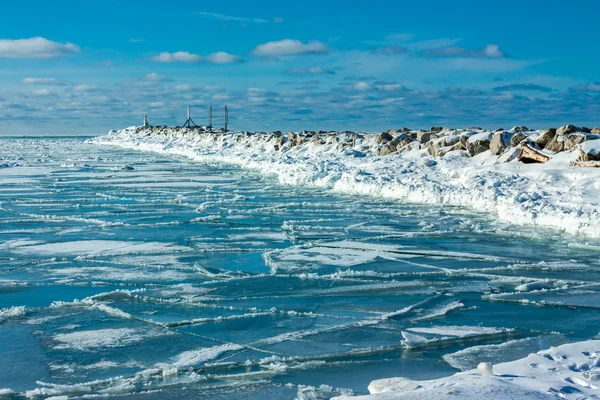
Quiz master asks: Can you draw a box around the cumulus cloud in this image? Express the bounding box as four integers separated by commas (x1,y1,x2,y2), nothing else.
0,37,80,59
152,51,202,64
142,73,172,82
197,12,268,24
492,84,553,93
286,66,334,75
252,39,329,56
21,77,67,85
152,51,241,64
205,52,242,64
423,44,505,58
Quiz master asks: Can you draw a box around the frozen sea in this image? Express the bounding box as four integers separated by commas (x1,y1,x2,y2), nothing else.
1,137,600,399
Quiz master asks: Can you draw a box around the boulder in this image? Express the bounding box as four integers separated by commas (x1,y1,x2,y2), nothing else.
286,132,296,141
557,125,578,136
564,133,592,151
581,127,592,133
538,129,556,148
494,128,504,132
490,131,515,155
592,128,600,134
437,142,464,157
459,131,474,148
378,144,397,156
374,132,393,144
430,126,444,133
580,139,600,161
510,132,528,147
389,134,408,147
544,135,565,152
466,132,492,156
417,131,431,143
512,126,529,133
428,135,460,157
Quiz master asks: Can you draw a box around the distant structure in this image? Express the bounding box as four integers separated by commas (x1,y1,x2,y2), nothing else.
183,105,197,128
209,105,229,131
144,105,229,131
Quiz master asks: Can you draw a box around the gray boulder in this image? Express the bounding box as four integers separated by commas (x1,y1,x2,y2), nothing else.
378,144,397,156
466,132,492,156
428,135,460,157
389,134,408,147
490,131,515,155
592,128,600,134
512,126,529,133
374,132,393,144
417,131,431,143
510,132,528,147
430,126,444,133
538,129,556,148
557,125,578,136
580,139,600,161
564,133,590,151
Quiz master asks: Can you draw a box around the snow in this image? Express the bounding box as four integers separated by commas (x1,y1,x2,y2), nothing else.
581,139,600,157
332,340,600,400
171,343,244,368
0,306,26,324
52,328,167,351
92,127,600,238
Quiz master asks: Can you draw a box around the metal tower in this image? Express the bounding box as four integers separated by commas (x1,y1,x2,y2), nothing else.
183,105,197,128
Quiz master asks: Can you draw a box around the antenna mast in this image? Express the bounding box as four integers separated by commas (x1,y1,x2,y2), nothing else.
183,105,197,128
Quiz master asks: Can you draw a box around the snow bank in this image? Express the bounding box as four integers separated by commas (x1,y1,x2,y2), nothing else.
91,127,600,238
332,340,600,399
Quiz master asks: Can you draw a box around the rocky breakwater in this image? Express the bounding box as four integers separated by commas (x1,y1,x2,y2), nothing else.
128,124,600,166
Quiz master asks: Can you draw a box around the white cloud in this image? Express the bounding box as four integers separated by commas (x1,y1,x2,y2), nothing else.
205,52,242,64
252,39,329,56
21,77,66,85
354,81,372,91
152,51,241,64
197,12,268,24
73,85,97,92
0,37,80,59
424,44,505,58
142,73,172,82
286,66,334,75
152,51,202,64
173,84,192,92
32,88,53,96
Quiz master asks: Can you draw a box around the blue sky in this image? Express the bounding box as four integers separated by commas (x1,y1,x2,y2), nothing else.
0,0,598,134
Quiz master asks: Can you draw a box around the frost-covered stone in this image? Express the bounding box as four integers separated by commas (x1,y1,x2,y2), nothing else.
374,132,393,144
417,131,431,143
490,131,515,155
510,132,528,147
537,128,556,148
557,124,578,136
466,132,492,156
580,139,600,161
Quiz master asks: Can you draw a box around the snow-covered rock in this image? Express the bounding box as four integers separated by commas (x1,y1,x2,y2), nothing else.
466,132,492,156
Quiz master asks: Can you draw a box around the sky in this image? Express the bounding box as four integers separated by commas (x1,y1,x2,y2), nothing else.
0,0,599,135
